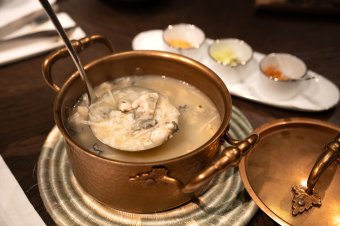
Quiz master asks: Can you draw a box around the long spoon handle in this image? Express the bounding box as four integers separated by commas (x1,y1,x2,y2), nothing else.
39,0,96,103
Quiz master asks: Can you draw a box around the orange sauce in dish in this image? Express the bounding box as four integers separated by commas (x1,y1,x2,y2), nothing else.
167,39,193,49
263,65,288,80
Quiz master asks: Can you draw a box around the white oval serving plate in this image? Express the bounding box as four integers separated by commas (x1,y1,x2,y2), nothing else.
132,30,339,112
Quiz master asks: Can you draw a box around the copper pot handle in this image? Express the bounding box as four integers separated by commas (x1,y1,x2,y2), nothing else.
42,34,114,92
182,132,259,194
291,133,340,216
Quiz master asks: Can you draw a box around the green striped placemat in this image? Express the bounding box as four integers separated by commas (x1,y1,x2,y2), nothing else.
37,106,258,226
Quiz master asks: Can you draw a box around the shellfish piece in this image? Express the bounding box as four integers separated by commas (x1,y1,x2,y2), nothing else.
88,86,180,151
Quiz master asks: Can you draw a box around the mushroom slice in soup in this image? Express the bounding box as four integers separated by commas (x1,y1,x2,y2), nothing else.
88,86,180,151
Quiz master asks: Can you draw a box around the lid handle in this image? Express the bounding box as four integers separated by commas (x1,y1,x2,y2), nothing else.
291,133,340,216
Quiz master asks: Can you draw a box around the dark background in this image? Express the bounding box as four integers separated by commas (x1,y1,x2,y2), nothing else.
0,0,339,225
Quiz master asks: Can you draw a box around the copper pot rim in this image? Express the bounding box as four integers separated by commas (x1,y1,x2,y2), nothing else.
54,50,232,166
239,117,340,226
251,117,340,137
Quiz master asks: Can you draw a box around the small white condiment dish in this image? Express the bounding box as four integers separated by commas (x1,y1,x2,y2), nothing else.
163,23,206,59
208,38,253,83
258,53,313,101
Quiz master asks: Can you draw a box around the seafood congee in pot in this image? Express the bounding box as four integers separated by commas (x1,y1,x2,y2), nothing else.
67,75,221,162
45,41,249,213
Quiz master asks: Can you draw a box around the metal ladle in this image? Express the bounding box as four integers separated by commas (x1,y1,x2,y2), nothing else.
39,0,96,104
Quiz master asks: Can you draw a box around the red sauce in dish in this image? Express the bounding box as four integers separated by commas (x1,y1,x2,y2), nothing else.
263,65,287,80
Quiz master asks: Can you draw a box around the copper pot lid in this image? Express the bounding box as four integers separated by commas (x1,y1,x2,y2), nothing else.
239,118,340,226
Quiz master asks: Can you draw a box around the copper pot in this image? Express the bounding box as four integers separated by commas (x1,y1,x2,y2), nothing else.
43,35,258,213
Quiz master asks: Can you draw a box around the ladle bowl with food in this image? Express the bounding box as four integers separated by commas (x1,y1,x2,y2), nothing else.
43,34,258,213
76,85,181,152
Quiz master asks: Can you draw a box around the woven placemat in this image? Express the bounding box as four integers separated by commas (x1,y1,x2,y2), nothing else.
37,106,258,226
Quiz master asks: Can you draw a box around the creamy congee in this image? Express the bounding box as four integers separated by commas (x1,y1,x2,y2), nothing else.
67,75,221,162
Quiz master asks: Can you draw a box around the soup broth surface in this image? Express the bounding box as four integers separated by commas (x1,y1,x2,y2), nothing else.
67,75,221,162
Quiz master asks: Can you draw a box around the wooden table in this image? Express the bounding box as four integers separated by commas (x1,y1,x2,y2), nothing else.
0,0,339,225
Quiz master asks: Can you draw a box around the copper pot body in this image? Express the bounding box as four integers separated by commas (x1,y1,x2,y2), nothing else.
49,48,232,213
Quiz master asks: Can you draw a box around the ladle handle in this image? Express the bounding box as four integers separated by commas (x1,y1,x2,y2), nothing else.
42,35,114,92
40,0,97,101
182,132,258,193
291,133,340,216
